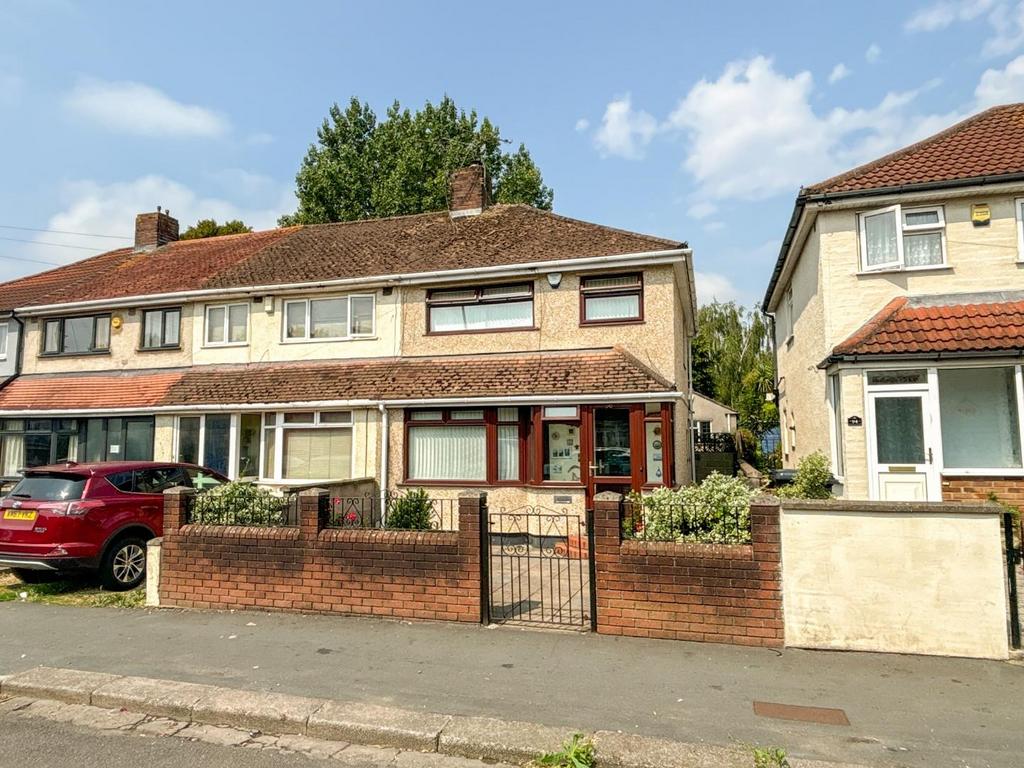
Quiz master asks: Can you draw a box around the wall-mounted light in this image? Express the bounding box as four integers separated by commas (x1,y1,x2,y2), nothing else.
547,272,562,289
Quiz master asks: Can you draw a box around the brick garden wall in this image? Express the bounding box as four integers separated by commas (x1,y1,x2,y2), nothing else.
942,475,1024,509
591,494,784,647
158,489,483,623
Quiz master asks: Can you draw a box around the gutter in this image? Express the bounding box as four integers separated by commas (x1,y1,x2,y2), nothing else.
819,348,1024,368
14,248,691,316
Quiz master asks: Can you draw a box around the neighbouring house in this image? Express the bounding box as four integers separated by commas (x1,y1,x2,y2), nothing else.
763,104,1024,503
0,165,697,511
691,392,738,438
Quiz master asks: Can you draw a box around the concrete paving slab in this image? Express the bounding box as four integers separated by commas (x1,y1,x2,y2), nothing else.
192,687,325,735
274,733,351,759
331,744,402,766
592,731,750,768
0,696,34,714
134,716,190,738
91,675,219,720
308,700,450,751
2,666,121,704
173,722,255,747
438,714,572,764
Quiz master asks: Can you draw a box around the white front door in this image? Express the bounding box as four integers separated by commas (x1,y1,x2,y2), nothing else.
868,391,938,501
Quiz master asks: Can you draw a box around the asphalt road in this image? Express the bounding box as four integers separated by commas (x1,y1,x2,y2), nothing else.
1,601,1022,767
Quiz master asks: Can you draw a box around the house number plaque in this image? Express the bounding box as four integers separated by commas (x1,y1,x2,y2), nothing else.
847,415,863,427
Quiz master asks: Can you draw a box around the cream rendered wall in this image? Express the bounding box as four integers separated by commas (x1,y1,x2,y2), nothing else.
21,308,194,374
781,500,1009,659
835,369,867,499
191,289,401,366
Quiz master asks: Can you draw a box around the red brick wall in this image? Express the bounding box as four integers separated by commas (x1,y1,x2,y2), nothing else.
942,476,1024,509
158,489,482,623
592,495,783,647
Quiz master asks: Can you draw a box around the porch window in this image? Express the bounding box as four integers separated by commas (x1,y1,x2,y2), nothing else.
938,367,1022,470
405,408,525,483
205,303,248,346
260,411,353,482
426,283,533,333
542,406,581,482
859,205,945,272
580,273,643,324
283,295,375,341
141,307,181,350
644,403,670,485
829,374,845,477
42,314,111,355
176,414,231,476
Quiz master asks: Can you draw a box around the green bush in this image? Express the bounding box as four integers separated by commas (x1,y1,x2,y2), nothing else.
535,733,595,768
627,472,754,544
386,488,435,530
190,481,287,526
753,746,790,768
776,451,834,499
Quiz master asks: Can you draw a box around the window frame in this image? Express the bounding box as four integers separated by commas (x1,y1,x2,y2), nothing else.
0,321,8,360
579,272,644,326
828,373,845,480
425,283,535,335
261,410,356,483
281,294,377,343
204,302,249,347
858,204,947,273
140,306,181,351
1015,197,1024,261
40,314,111,356
404,407,527,485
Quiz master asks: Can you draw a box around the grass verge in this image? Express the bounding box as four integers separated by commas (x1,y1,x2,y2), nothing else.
0,569,144,608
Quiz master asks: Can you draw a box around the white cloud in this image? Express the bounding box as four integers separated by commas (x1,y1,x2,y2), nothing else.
983,1,1024,56
905,0,993,31
864,43,882,63
687,201,718,220
8,175,291,282
593,95,658,159
695,271,743,305
574,118,590,132
975,54,1024,107
63,78,230,138
828,63,851,84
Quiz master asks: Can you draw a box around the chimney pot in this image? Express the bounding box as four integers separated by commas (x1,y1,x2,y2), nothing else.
449,163,490,218
134,209,179,251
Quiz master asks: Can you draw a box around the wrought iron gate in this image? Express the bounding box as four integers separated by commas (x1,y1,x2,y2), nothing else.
484,506,596,629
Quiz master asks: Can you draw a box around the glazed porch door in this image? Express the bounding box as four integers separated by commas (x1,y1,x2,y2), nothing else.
584,406,640,506
868,392,938,501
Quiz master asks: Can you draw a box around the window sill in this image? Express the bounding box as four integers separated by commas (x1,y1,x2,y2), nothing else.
941,468,1024,477
137,345,182,353
580,319,645,327
425,327,538,337
39,350,110,359
856,265,952,277
202,342,248,349
280,335,378,344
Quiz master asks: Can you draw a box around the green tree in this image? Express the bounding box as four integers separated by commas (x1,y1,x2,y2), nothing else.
180,219,252,240
280,96,552,225
692,301,778,438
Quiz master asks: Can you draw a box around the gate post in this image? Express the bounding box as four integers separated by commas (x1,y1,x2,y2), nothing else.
591,491,623,636
458,492,489,625
1005,511,1021,650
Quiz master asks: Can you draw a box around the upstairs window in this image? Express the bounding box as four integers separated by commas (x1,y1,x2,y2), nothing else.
1015,197,1024,260
426,283,533,333
141,307,181,350
283,295,375,341
859,205,946,272
0,321,7,360
580,273,643,324
42,314,110,355
205,303,248,346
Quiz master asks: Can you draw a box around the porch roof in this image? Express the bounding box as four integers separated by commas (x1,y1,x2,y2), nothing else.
0,347,675,413
826,292,1024,364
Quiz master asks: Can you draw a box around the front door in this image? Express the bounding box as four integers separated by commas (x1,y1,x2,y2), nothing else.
868,392,938,500
586,406,636,505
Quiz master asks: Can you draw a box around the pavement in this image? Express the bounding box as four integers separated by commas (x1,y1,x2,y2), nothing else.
0,601,1021,767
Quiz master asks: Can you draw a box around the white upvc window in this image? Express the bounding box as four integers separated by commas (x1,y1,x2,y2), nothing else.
1015,197,1024,260
282,295,375,341
0,321,8,360
858,204,946,272
262,410,355,482
205,303,249,346
828,373,845,478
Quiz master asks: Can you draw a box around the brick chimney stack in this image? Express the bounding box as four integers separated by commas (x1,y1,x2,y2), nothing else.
134,207,179,251
449,164,491,218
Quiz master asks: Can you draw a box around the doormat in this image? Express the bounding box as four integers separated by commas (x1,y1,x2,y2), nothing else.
752,700,850,726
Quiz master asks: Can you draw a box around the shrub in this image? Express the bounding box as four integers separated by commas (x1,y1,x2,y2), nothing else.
627,472,754,544
189,481,287,526
386,488,435,530
752,746,790,768
535,733,595,768
776,451,833,499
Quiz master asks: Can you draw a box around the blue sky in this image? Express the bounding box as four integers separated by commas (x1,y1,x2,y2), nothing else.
2,0,1024,306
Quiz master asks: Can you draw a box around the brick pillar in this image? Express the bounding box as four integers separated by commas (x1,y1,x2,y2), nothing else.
749,496,781,561
458,492,487,624
591,491,622,635
299,488,328,539
163,486,195,533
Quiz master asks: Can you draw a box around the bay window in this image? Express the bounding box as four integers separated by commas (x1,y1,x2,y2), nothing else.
406,408,525,483
283,295,375,341
859,205,946,272
426,283,533,333
205,303,248,346
42,314,110,355
580,273,643,324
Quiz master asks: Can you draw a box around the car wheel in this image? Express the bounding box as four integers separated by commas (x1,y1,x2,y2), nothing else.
11,568,58,584
100,537,147,591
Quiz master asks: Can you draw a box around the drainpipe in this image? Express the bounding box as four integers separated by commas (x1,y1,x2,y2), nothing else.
378,403,389,528
686,336,696,484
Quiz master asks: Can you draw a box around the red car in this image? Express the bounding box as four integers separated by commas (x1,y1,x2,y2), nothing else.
0,461,226,590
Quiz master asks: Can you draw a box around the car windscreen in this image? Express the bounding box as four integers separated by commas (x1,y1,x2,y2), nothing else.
8,473,87,501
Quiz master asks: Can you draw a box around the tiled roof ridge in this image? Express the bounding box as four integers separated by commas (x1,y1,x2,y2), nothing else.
832,296,908,355
805,104,1020,195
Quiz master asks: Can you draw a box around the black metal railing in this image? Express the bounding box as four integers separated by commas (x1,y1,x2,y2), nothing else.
323,491,458,531
622,500,750,544
693,432,737,453
184,489,300,527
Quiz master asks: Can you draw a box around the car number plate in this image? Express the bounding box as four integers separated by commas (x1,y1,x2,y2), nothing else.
2,510,36,521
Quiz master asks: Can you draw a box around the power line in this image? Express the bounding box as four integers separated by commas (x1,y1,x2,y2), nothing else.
0,236,108,251
0,224,131,240
0,253,63,267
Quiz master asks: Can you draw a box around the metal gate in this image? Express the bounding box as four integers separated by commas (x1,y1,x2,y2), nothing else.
483,506,596,630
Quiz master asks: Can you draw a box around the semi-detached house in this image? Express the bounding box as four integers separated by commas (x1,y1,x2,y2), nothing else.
0,165,697,512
